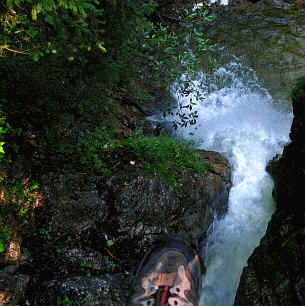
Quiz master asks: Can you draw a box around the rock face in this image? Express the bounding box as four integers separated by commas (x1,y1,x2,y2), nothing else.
267,77,305,214
0,145,231,305
43,274,130,306
234,77,305,305
41,149,231,250
107,150,231,251
37,149,231,305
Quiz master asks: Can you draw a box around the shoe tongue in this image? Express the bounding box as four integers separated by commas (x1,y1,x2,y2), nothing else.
159,251,187,273
156,251,190,288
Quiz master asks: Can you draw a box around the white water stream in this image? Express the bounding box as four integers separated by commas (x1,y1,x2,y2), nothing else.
158,61,293,305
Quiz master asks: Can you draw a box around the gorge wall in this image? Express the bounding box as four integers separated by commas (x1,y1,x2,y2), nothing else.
234,77,305,305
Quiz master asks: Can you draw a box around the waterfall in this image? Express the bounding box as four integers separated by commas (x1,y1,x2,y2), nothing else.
156,61,293,305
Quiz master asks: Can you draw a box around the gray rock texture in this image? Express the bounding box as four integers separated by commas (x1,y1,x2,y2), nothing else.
33,147,231,305
107,150,231,251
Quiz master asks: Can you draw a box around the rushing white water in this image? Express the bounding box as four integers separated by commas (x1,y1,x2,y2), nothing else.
158,61,293,305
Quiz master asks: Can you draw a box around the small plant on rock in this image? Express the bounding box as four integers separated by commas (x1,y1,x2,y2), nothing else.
113,133,209,192
0,217,11,253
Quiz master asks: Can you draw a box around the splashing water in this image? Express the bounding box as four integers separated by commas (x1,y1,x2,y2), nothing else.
162,61,292,305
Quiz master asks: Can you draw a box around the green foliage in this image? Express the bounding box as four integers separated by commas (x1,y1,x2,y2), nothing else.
127,5,215,126
0,104,23,164
0,241,4,253
0,216,11,253
110,261,117,271
106,239,114,247
0,106,11,162
139,8,213,85
75,127,208,191
116,134,208,191
1,0,106,61
56,297,73,306
0,178,40,217
74,126,114,176
1,0,215,128
39,228,52,240
79,262,93,277
56,297,89,306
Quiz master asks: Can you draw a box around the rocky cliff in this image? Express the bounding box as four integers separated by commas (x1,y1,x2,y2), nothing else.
0,100,232,305
234,77,305,305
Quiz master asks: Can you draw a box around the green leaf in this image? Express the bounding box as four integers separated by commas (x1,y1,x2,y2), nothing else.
6,0,14,7
106,239,114,247
45,15,54,25
25,29,38,38
33,53,40,61
194,28,201,36
36,2,42,14
32,7,37,21
19,208,28,216
0,142,5,153
0,240,5,253
0,227,11,240
205,15,216,21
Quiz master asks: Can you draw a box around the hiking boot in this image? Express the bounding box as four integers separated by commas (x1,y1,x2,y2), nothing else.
130,236,203,306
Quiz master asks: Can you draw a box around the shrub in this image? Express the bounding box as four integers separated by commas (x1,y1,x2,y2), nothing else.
1,1,214,127
74,126,114,177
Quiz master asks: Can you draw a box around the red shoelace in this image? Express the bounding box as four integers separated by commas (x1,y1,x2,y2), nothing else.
160,286,169,306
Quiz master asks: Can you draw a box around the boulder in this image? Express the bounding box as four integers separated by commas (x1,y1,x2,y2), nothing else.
106,149,231,253
41,274,129,306
40,173,108,236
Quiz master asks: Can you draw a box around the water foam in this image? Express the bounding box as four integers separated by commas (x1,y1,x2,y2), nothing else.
163,62,292,305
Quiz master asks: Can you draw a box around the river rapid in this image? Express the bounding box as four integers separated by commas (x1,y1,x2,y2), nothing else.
153,1,305,305
172,61,292,306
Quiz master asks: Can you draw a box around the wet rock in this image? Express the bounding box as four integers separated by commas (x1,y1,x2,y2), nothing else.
141,120,164,137
20,248,33,267
0,272,30,305
112,102,144,139
107,149,231,252
43,274,130,305
41,174,108,236
63,248,112,272
267,76,305,214
235,77,305,305
234,210,305,305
